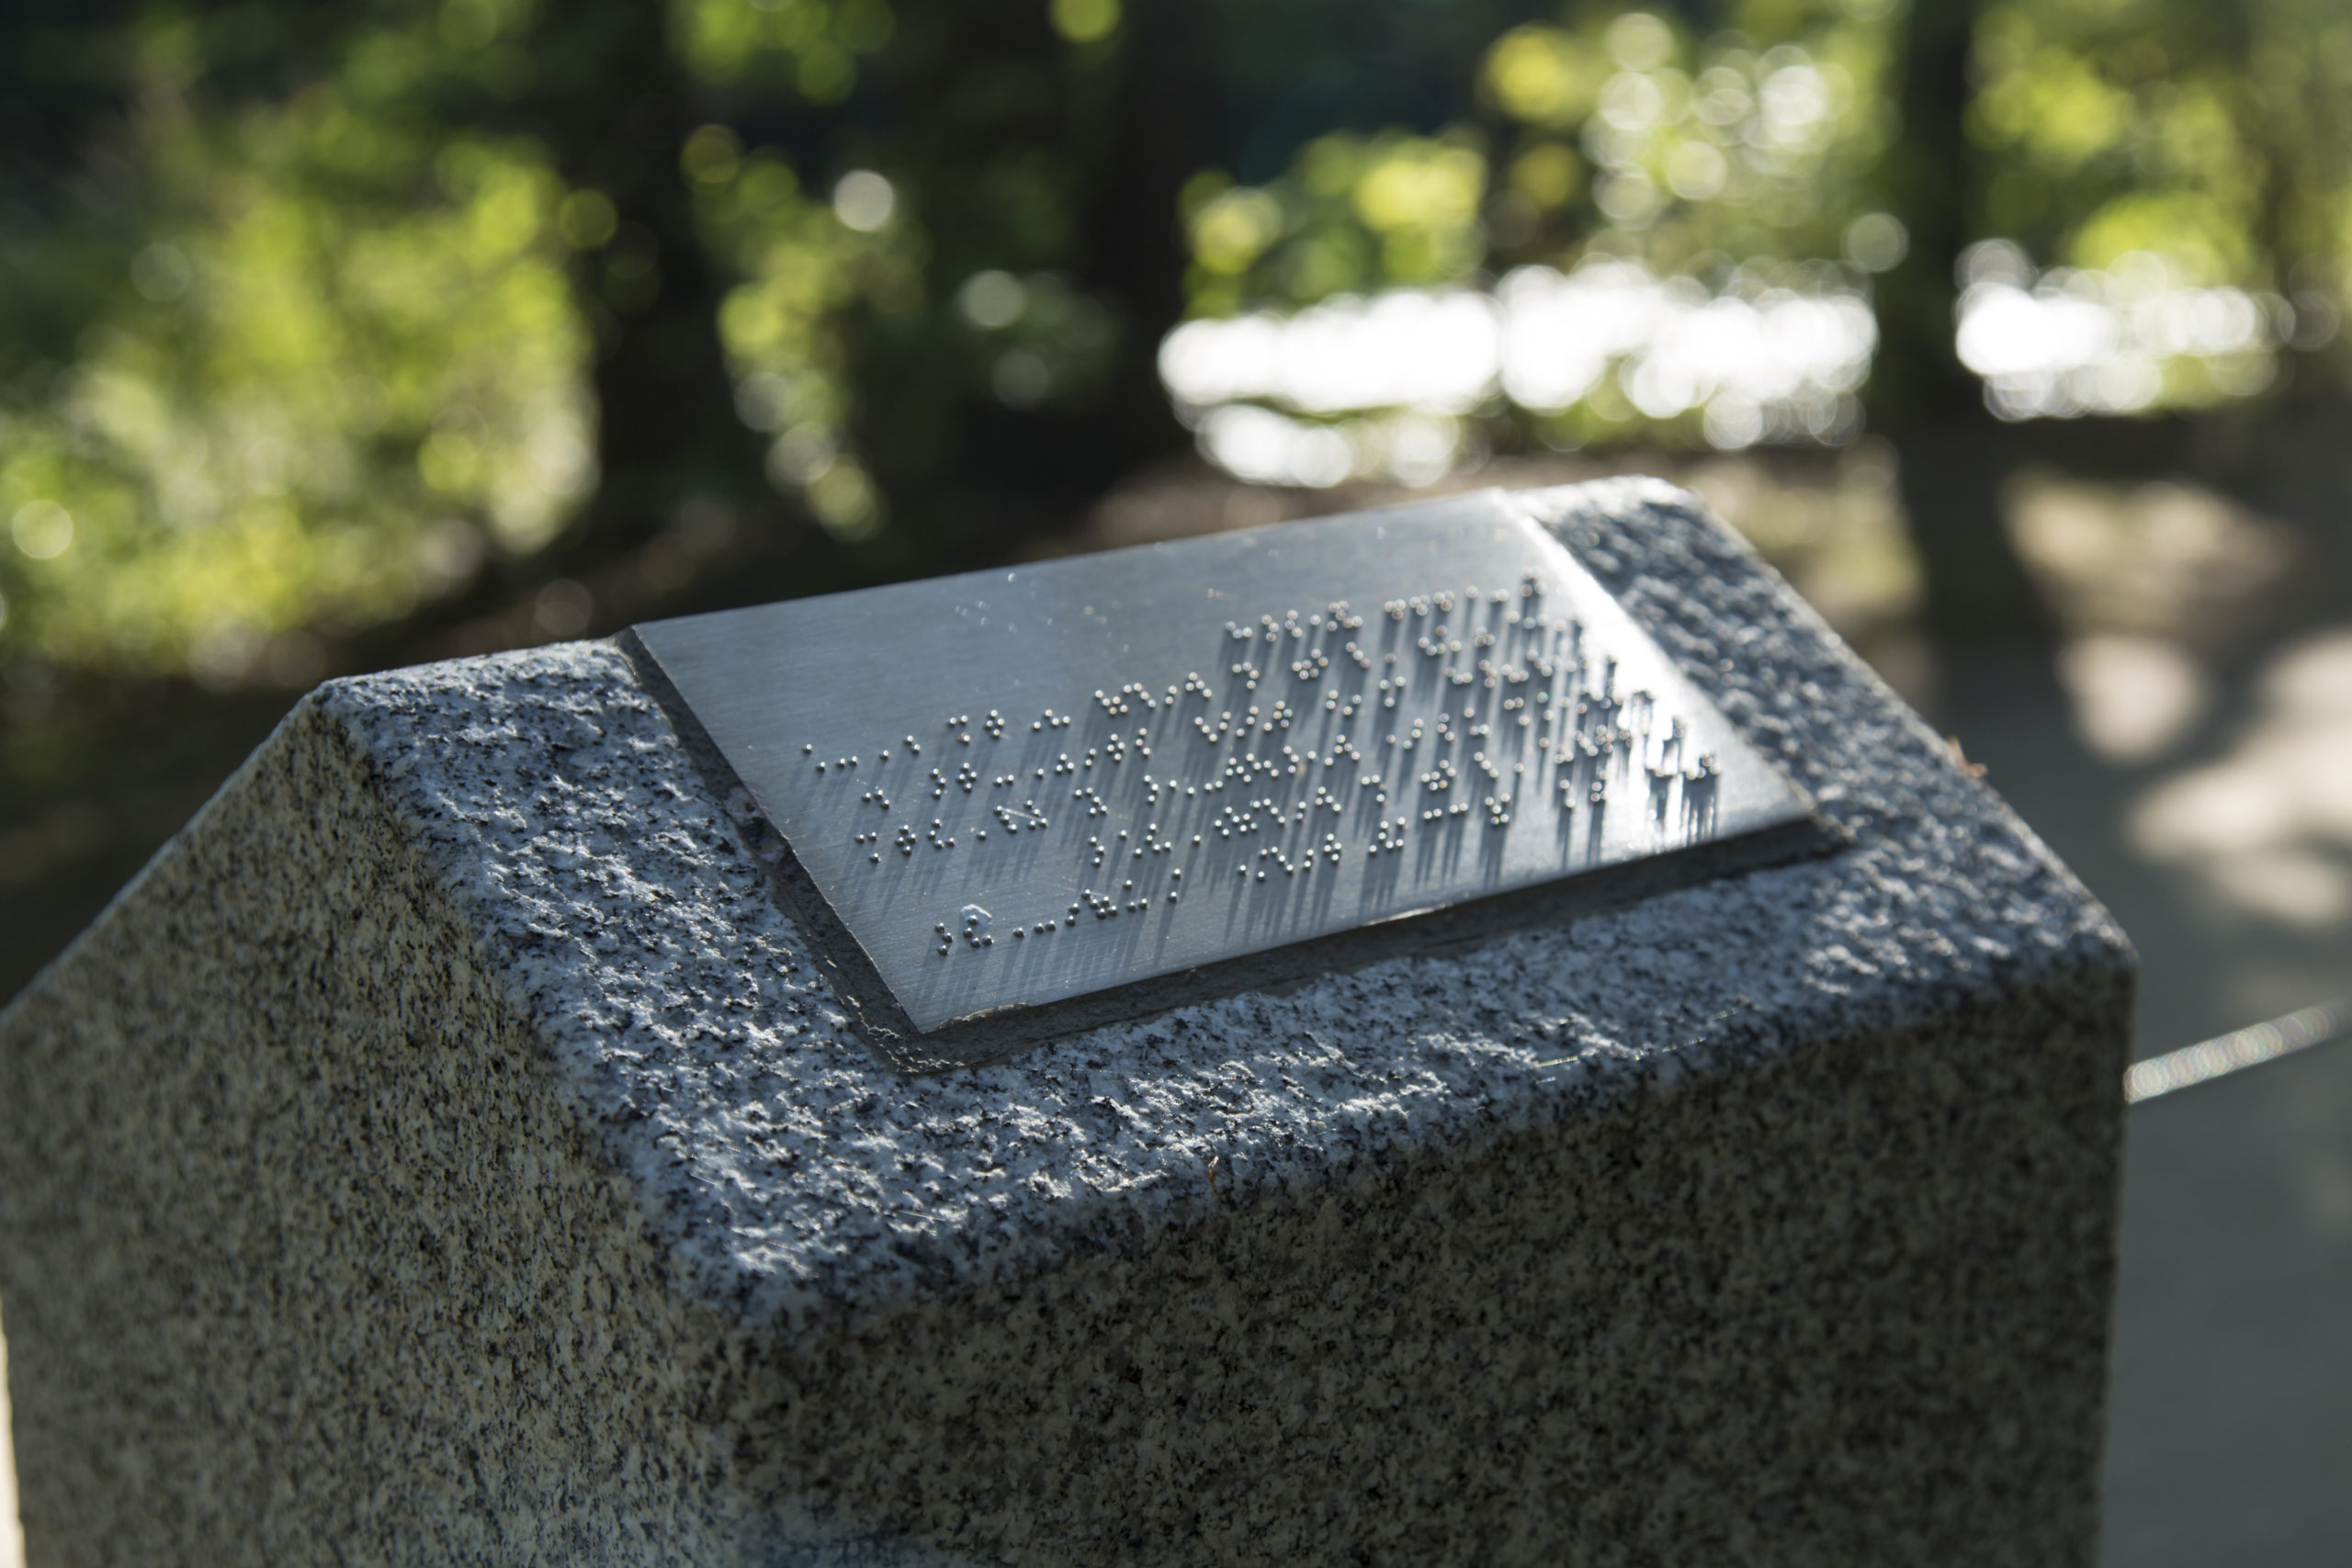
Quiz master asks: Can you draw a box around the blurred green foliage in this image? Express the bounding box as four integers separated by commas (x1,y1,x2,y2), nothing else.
1165,3,1909,455
1182,131,1493,314
1969,0,2352,295
0,0,1166,684
1172,0,2352,443
672,0,899,99
689,132,910,543
0,6,594,677
1181,3,1904,308
1483,3,1899,270
0,0,2348,686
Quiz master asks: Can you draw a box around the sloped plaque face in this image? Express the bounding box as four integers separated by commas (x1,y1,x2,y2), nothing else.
634,490,1820,1068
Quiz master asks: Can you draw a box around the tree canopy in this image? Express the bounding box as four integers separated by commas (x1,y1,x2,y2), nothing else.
2,0,2346,682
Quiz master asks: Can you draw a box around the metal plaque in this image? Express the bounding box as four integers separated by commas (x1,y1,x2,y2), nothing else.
633,490,1823,1069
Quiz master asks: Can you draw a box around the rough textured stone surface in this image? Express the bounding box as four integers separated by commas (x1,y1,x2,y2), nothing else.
0,480,2133,1566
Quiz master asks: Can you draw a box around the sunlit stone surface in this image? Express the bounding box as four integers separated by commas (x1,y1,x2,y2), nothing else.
0,479,2132,1565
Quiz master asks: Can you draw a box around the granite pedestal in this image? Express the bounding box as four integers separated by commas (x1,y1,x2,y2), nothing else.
0,480,2133,1565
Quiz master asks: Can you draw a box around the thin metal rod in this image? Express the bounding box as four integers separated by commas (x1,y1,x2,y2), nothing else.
2125,995,2352,1105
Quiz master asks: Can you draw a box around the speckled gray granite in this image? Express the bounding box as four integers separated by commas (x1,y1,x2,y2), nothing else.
0,480,2132,1566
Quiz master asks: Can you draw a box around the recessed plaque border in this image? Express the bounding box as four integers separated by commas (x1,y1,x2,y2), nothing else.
623,494,1843,1074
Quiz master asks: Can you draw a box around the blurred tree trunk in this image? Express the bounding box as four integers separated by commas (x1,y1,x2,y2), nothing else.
1084,0,1216,475
537,3,776,554
1874,0,2058,658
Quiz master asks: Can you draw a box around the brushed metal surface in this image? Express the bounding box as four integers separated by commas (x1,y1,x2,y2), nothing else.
636,490,1814,1041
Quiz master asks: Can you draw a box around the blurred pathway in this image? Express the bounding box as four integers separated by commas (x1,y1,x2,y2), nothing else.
2101,1037,2352,1566
1939,630,2352,1565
